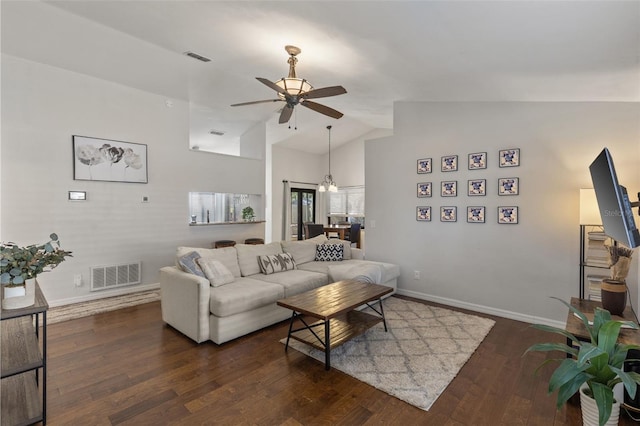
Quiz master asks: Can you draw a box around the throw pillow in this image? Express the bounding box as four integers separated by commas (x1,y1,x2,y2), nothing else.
178,251,205,277
196,258,235,287
315,243,344,262
257,253,297,275
324,239,352,260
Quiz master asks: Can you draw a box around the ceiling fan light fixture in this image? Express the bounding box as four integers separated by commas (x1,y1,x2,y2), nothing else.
230,45,346,125
275,77,313,99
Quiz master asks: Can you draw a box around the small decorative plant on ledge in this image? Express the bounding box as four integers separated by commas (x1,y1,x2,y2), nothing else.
1,233,73,286
242,206,255,221
608,245,634,282
525,297,640,426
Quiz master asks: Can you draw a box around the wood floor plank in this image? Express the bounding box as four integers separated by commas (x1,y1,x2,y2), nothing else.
43,295,640,425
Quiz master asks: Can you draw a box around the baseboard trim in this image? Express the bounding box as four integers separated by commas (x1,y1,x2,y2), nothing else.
395,288,565,329
48,283,160,308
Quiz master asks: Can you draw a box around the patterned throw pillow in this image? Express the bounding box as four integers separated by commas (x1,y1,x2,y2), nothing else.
315,243,344,262
178,251,205,277
196,258,235,287
258,253,297,275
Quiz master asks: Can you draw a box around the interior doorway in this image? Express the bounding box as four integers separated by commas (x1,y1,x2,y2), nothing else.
291,188,316,240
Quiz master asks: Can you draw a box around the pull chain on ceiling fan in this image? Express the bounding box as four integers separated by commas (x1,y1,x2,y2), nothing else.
231,45,347,125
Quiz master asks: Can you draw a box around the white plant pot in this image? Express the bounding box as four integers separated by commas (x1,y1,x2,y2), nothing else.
2,278,36,310
580,383,621,426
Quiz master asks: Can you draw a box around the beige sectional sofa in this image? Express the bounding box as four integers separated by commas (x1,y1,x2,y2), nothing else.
159,235,400,344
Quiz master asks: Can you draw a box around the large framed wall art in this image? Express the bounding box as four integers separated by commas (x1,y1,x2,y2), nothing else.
73,135,148,183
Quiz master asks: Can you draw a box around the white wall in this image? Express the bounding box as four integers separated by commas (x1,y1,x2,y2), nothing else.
324,128,393,188
1,55,266,304
268,129,392,242
365,101,640,324
269,145,325,242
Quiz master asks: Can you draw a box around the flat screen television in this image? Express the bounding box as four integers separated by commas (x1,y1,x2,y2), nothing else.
589,147,640,248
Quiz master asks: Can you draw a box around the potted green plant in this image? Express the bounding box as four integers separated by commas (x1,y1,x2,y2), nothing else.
242,206,255,221
525,297,640,426
1,233,72,309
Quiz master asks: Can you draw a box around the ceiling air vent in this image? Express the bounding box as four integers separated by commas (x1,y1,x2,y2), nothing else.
209,130,225,136
183,51,211,62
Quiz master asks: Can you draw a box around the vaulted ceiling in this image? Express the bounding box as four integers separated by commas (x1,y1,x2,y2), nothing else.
2,1,639,154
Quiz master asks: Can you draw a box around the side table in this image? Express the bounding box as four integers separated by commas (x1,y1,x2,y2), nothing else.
565,297,640,346
1,282,48,425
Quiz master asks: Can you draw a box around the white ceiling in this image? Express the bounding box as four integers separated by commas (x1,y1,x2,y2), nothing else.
2,1,639,155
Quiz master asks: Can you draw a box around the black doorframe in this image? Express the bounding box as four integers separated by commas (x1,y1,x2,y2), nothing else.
291,188,316,240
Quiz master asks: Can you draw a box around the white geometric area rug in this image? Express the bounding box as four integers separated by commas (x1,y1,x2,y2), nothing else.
282,297,495,411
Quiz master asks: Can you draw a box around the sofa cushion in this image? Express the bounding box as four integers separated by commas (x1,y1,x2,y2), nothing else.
197,258,235,287
236,242,283,276
281,234,328,265
178,251,205,277
249,269,329,297
342,260,401,283
258,253,296,275
177,246,241,278
315,243,344,261
329,263,382,284
298,259,400,284
209,277,284,317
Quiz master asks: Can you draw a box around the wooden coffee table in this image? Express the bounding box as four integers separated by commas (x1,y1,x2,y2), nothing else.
277,280,393,370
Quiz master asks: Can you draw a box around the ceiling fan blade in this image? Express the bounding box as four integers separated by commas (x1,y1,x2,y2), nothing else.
230,99,282,107
256,77,287,95
301,86,347,100
300,100,344,119
279,105,294,124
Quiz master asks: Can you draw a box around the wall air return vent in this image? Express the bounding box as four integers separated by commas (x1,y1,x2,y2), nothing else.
91,262,141,291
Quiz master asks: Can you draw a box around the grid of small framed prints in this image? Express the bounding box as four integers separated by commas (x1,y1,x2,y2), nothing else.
415,148,520,224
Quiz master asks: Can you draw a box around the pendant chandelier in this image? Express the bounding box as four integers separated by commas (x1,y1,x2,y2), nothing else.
318,125,337,193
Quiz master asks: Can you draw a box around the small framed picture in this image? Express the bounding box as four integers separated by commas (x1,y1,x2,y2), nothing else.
468,152,487,170
417,158,432,174
440,206,457,222
416,206,431,221
468,179,486,196
498,177,519,195
498,206,519,224
499,148,520,167
417,182,432,197
467,206,486,223
441,181,457,197
68,191,87,201
441,155,458,172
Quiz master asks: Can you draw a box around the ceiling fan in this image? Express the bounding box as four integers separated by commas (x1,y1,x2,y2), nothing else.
231,45,347,125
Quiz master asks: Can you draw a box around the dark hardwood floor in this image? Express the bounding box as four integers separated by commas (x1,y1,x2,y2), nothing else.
44,295,639,425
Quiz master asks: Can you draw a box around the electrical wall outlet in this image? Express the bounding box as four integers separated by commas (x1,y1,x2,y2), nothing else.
74,274,82,287
414,270,420,280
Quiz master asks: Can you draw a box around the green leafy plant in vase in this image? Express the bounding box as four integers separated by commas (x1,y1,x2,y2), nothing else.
1,233,72,309
525,297,640,426
242,206,255,221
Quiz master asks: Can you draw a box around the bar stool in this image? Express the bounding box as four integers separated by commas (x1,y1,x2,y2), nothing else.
213,240,236,248
244,238,264,245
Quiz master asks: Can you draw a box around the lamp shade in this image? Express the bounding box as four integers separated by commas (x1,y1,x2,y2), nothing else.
275,78,312,98
580,188,602,225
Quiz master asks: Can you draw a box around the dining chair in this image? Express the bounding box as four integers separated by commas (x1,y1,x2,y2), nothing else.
305,223,325,239
347,223,361,247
